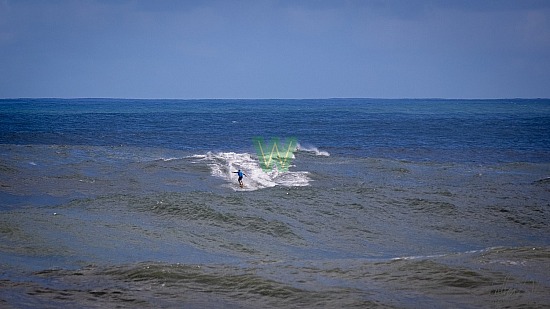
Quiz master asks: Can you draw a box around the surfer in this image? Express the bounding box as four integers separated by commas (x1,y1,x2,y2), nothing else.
233,169,247,187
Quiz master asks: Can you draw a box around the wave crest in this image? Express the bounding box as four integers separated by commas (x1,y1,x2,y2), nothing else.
199,152,310,191
296,143,330,156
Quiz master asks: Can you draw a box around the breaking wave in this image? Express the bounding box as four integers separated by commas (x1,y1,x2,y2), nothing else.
296,143,330,156
196,152,310,191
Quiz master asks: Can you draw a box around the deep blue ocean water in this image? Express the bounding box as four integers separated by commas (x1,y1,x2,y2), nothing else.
2,98,549,163
0,98,549,308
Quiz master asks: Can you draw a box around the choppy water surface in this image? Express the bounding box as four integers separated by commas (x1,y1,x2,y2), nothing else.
1,99,549,308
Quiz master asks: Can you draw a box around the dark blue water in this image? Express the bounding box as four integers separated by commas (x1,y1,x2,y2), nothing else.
2,98,549,163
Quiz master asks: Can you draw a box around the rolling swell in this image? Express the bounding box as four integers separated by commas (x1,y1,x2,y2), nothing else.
11,248,549,309
20,262,382,309
58,191,305,260
141,192,301,241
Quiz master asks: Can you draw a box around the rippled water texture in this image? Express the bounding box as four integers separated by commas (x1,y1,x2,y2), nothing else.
1,99,549,308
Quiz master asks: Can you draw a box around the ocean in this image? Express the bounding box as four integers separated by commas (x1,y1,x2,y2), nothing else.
0,98,549,308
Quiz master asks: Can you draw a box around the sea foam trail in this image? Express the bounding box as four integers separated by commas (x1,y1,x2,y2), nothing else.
200,152,310,191
296,143,330,156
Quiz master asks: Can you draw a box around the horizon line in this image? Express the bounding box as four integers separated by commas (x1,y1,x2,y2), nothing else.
1,97,549,101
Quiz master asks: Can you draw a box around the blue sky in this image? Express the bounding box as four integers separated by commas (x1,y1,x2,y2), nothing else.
1,0,549,99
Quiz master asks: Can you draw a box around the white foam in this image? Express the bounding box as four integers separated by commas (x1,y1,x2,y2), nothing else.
200,152,310,191
391,253,447,261
390,247,495,262
296,143,330,156
187,154,207,160
159,157,179,162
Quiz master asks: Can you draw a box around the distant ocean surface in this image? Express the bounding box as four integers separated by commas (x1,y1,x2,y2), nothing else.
1,98,549,308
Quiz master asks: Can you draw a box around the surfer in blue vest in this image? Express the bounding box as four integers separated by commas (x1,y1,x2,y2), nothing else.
233,169,247,187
